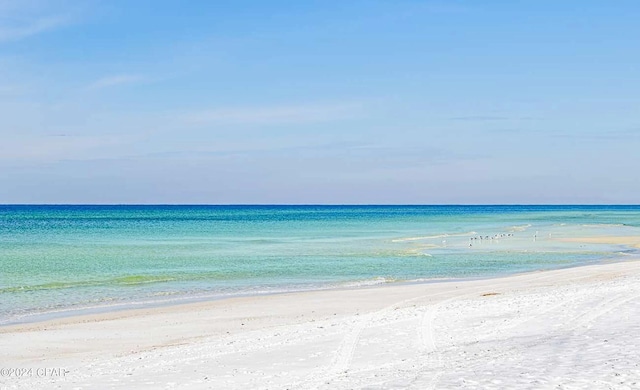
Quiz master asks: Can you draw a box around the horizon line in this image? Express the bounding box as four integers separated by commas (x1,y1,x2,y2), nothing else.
1,203,639,207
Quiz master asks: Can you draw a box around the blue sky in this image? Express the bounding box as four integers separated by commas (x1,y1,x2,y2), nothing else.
1,0,639,204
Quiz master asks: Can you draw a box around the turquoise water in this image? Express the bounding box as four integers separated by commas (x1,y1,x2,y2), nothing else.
1,205,639,324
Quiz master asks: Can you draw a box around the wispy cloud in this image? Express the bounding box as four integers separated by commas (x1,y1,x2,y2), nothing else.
0,84,26,95
0,134,136,164
0,15,69,42
552,129,640,141
0,1,73,43
87,74,144,90
449,116,510,121
184,102,364,126
417,2,474,14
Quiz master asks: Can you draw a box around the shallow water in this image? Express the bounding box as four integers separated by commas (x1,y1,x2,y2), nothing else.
1,205,639,324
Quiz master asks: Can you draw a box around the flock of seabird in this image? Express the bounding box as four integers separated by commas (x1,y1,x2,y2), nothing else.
468,233,514,247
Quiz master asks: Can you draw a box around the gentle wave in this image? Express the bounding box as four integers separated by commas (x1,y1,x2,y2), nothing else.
0,284,347,325
0,281,98,293
508,224,532,232
0,275,180,293
581,224,625,228
392,231,477,242
114,275,178,285
340,277,396,288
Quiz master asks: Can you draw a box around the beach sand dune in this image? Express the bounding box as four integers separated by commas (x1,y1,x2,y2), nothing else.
2,260,640,389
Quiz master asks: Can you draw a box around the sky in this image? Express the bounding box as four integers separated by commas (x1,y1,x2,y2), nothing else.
0,0,639,204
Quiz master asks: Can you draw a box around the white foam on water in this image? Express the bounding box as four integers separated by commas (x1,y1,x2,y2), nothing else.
392,231,477,242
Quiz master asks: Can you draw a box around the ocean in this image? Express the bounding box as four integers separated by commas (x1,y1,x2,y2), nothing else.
1,205,639,325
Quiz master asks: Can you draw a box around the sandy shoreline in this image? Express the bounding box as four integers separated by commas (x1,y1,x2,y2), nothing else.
2,257,640,389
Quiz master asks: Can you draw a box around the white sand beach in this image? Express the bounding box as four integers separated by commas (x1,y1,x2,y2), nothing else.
2,258,640,389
